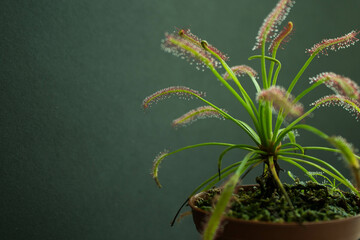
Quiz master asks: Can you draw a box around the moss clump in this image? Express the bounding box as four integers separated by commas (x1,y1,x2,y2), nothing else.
196,182,360,223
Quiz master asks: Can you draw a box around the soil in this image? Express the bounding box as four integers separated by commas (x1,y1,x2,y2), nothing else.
195,182,360,223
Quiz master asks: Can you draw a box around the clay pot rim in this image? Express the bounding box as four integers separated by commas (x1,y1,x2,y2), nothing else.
188,184,360,226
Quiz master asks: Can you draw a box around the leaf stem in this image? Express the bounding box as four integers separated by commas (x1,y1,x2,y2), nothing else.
279,152,348,183
203,42,259,119
287,54,316,95
186,91,261,144
261,40,268,89
274,106,318,148
153,142,245,188
218,145,266,179
279,156,360,197
203,153,252,240
293,78,327,103
268,156,294,208
282,158,318,182
206,64,261,139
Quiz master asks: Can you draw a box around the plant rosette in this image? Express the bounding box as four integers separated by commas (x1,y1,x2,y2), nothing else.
143,0,360,239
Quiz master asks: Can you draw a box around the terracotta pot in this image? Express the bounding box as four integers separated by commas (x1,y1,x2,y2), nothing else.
188,185,360,240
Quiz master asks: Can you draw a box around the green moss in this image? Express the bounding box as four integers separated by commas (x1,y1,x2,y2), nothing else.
195,182,360,223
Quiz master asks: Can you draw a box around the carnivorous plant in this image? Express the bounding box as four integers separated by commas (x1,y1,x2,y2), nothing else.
143,0,360,239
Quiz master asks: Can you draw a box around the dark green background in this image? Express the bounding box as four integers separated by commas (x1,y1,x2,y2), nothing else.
1,0,359,239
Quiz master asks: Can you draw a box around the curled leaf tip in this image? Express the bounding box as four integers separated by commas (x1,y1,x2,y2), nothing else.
178,29,185,36
174,28,229,61
161,32,219,70
201,40,208,49
253,0,295,50
269,21,294,53
152,150,170,188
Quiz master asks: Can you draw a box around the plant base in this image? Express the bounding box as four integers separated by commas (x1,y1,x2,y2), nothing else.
189,185,360,240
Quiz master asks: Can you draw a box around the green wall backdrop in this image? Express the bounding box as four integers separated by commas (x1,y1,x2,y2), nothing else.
1,0,360,239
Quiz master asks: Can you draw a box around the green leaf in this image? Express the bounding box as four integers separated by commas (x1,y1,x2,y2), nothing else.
202,153,252,240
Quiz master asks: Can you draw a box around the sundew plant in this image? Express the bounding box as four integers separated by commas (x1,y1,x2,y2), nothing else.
143,0,360,239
